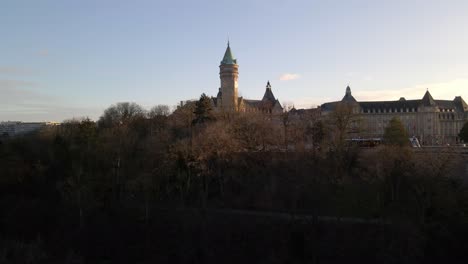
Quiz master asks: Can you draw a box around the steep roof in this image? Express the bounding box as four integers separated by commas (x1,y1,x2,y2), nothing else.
421,90,436,106
243,99,283,112
454,96,468,112
262,81,276,102
360,100,420,112
243,99,262,108
341,86,357,103
321,101,340,112
220,42,237,65
273,99,283,110
435,100,455,109
322,88,468,113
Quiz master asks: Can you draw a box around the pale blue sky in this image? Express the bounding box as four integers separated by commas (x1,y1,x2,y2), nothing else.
1,0,468,121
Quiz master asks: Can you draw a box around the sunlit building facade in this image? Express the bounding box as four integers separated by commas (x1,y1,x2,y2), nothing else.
211,43,283,114
321,86,468,145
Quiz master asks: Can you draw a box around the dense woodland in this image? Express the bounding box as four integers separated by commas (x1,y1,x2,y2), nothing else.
1,96,468,263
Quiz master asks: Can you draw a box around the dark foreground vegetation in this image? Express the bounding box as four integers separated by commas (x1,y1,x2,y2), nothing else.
1,101,468,263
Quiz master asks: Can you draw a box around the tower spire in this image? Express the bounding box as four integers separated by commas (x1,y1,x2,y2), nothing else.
220,41,237,65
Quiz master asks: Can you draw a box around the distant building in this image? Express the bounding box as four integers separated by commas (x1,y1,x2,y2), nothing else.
211,43,283,114
289,107,321,119
321,86,468,145
0,121,59,137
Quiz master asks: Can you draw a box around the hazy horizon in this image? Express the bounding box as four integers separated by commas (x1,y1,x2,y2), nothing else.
2,0,468,122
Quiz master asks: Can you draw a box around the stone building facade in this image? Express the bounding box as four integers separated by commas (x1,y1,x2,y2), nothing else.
212,43,283,114
321,86,468,145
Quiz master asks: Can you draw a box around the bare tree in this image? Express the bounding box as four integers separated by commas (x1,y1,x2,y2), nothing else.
97,102,146,204
230,112,279,151
147,104,171,136
98,102,145,128
148,104,171,118
330,103,355,143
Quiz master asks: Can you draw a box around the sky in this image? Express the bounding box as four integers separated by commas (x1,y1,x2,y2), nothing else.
1,0,468,121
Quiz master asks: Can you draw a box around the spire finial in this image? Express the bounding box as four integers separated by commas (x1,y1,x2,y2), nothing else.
227,37,230,47
345,85,351,96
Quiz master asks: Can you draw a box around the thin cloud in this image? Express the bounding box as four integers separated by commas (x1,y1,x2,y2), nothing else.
38,49,49,56
289,96,335,109
0,79,102,122
0,103,103,122
1,79,55,113
0,79,37,90
279,73,300,81
354,78,468,101
345,72,357,78
0,66,34,76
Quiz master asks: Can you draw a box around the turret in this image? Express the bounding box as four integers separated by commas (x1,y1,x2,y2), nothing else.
342,85,357,103
219,42,239,111
262,81,276,102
